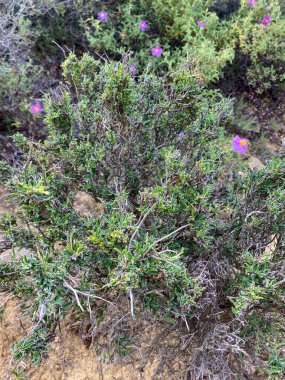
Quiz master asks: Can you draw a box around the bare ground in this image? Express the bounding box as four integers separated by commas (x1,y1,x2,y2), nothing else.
0,293,189,380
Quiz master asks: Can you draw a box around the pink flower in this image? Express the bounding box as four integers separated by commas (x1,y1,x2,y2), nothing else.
98,11,108,22
232,136,248,155
30,103,43,114
261,15,272,26
197,20,206,29
248,0,258,7
139,20,148,32
151,46,163,57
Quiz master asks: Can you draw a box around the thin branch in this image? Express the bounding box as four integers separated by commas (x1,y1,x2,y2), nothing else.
143,223,190,256
151,254,181,269
110,312,130,332
245,210,266,222
64,281,114,306
128,289,134,318
128,202,158,250
64,281,84,312
52,41,67,58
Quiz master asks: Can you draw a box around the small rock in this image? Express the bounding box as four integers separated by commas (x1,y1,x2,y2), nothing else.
54,241,66,252
218,210,232,221
265,142,278,155
73,191,103,218
0,233,12,251
0,186,18,217
0,247,32,263
264,235,278,255
248,156,265,171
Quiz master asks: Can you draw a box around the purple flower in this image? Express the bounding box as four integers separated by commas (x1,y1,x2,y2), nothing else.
30,103,43,114
151,46,163,57
232,136,248,155
139,20,148,32
248,0,258,7
98,11,108,22
178,131,185,140
261,15,272,26
197,20,206,29
129,64,137,76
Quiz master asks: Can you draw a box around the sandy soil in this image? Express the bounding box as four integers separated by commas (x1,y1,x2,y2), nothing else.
0,294,188,380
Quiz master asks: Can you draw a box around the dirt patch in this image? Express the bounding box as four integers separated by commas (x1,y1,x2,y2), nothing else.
73,191,104,218
0,294,188,380
0,186,17,218
0,295,28,379
0,247,32,263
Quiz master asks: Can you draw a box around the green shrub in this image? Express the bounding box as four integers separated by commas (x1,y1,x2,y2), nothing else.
0,0,285,374
1,0,284,127
233,0,285,93
240,311,285,378
81,0,285,91
0,0,88,123
0,52,233,362
0,61,43,114
1,53,285,377
82,0,236,82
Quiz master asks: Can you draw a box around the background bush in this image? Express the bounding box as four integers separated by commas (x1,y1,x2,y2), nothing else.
1,0,284,129
233,0,285,93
